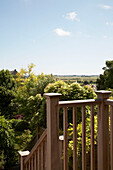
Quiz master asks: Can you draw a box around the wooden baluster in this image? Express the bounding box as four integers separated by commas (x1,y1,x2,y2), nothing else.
41,142,44,170
34,151,37,170
63,107,68,170
73,106,77,170
111,105,113,170
28,159,31,170
43,140,45,170
31,156,33,170
91,105,95,170
25,164,27,170
36,150,38,170
82,106,86,170
38,146,41,170
45,137,47,170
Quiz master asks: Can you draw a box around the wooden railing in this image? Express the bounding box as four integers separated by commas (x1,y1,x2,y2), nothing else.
19,90,113,170
59,95,101,170
19,129,47,170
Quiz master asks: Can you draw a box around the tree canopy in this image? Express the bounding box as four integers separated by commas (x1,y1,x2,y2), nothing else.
97,60,113,90
0,69,17,118
0,64,97,168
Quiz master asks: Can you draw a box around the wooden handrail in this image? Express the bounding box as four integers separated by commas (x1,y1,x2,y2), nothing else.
105,99,113,106
59,99,101,107
24,128,47,165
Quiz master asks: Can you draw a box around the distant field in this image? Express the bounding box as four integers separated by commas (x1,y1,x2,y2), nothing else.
55,75,99,84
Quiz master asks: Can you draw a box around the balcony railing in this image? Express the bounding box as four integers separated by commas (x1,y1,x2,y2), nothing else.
19,90,113,170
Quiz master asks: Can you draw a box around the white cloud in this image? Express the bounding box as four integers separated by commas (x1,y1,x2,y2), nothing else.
106,22,113,26
54,28,71,36
103,35,108,39
100,4,112,9
64,11,80,22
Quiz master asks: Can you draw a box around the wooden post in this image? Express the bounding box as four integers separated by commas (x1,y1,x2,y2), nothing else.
44,93,61,170
18,151,30,170
96,90,111,170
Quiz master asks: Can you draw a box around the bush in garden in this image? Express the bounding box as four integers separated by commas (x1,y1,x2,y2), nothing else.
44,80,96,101
0,116,16,168
44,81,96,128
14,120,30,131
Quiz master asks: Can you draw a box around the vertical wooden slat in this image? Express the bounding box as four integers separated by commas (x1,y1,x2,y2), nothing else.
43,140,45,170
36,150,38,170
41,142,44,170
82,105,86,170
91,105,95,170
111,105,113,170
45,138,47,170
34,152,37,170
63,107,68,170
38,146,41,170
28,160,30,170
31,156,33,170
73,106,77,170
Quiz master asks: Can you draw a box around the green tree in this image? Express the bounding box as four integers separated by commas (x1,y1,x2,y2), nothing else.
33,73,56,95
44,80,96,101
43,81,96,128
15,64,55,133
0,116,16,168
97,60,113,90
0,69,17,118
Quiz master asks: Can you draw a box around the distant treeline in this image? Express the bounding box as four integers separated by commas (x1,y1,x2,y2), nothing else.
55,75,98,77
55,75,99,85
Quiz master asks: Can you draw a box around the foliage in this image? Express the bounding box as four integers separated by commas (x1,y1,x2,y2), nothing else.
33,73,56,95
0,116,16,168
0,116,33,168
14,130,32,151
0,64,56,167
97,60,113,90
0,151,5,169
14,120,30,131
44,80,96,100
44,81,96,128
16,94,43,121
0,64,98,168
14,64,55,132
15,64,55,97
0,69,17,118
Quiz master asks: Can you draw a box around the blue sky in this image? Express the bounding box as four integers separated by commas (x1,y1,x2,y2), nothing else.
0,0,113,75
